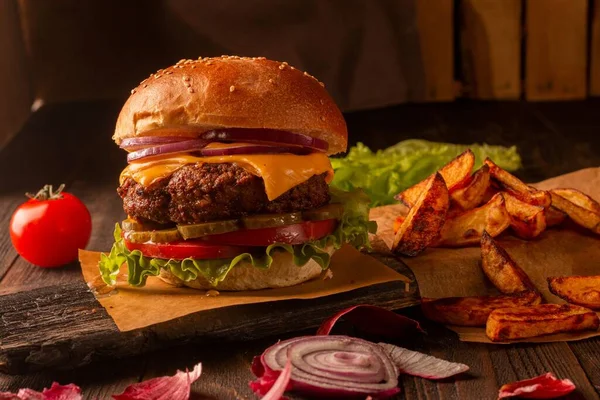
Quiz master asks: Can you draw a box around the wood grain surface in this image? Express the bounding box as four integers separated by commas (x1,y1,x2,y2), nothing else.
1,100,599,399
460,0,522,99
525,0,588,101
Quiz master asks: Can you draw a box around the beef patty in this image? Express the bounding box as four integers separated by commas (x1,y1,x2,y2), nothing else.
118,163,330,225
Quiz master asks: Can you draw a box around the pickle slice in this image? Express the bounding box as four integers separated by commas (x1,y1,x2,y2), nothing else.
127,228,182,243
302,203,344,221
177,220,240,239
242,212,302,229
121,218,165,232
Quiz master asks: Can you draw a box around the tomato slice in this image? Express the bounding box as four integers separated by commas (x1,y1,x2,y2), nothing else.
124,239,252,260
200,219,337,246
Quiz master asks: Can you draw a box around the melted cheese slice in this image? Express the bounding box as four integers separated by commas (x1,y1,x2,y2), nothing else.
120,148,334,201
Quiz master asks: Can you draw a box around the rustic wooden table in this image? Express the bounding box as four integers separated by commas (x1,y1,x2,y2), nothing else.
1,100,599,399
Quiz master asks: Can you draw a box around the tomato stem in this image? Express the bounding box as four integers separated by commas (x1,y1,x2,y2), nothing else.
26,184,66,201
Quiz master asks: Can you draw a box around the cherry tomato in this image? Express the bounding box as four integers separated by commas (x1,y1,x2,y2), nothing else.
200,219,337,246
124,239,252,260
9,184,92,267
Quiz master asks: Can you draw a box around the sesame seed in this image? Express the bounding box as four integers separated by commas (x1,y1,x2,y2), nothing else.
319,82,325,87
131,89,136,94
188,88,195,93
178,59,186,64
320,116,325,121
183,76,191,81
230,85,236,92
268,79,275,84
304,71,309,76
279,64,286,70
283,61,288,65
320,99,324,105
165,71,173,75
185,83,191,87
191,65,196,69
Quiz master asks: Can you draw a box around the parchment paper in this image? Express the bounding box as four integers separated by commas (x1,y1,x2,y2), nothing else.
79,244,409,332
370,167,600,344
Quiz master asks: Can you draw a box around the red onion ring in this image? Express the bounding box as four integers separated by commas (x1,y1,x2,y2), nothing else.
198,144,310,157
252,335,400,399
126,139,209,162
201,128,329,152
120,136,192,151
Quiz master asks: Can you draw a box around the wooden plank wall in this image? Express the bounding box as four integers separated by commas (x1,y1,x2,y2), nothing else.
414,0,455,102
0,0,32,150
525,0,588,100
460,0,522,99
5,0,600,106
590,0,600,96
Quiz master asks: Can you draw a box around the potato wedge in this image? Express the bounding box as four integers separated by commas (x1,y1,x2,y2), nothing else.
395,150,474,208
392,173,449,256
434,193,510,247
548,275,600,310
392,215,406,235
552,188,600,214
550,192,600,234
480,231,536,293
421,291,542,327
450,165,491,211
485,158,551,207
486,304,599,341
503,192,547,239
545,206,567,227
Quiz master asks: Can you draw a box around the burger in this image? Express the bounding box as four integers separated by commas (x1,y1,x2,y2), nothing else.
99,56,375,291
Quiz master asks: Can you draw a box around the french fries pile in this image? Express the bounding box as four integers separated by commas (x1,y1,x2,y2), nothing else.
392,150,600,256
422,232,600,342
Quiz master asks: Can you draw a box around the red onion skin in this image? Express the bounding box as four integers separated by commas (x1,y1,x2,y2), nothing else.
317,304,423,339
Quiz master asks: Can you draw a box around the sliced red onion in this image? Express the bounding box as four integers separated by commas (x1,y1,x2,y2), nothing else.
126,139,209,162
201,129,328,152
251,335,400,399
112,363,202,400
261,358,292,400
498,373,576,399
0,383,82,400
378,343,469,380
120,137,192,151
199,144,310,157
317,304,424,340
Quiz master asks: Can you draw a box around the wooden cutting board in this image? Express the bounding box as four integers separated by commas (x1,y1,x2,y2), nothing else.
0,251,419,375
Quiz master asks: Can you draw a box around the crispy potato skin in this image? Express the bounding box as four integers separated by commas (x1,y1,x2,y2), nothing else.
503,192,547,239
550,191,600,234
450,165,491,211
545,206,567,227
485,158,551,208
392,173,449,256
435,193,510,247
422,291,542,326
396,150,474,208
548,275,600,310
480,231,537,293
552,188,600,214
486,304,600,341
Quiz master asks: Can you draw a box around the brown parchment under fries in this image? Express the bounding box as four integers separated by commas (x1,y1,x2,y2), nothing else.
79,244,409,332
370,167,600,344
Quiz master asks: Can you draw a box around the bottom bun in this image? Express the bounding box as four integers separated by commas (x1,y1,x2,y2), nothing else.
158,246,335,291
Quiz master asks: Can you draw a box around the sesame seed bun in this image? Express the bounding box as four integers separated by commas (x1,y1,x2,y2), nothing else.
158,246,334,291
114,56,348,155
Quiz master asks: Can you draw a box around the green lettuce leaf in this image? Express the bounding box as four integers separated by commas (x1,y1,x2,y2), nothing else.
99,188,375,287
330,140,522,207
